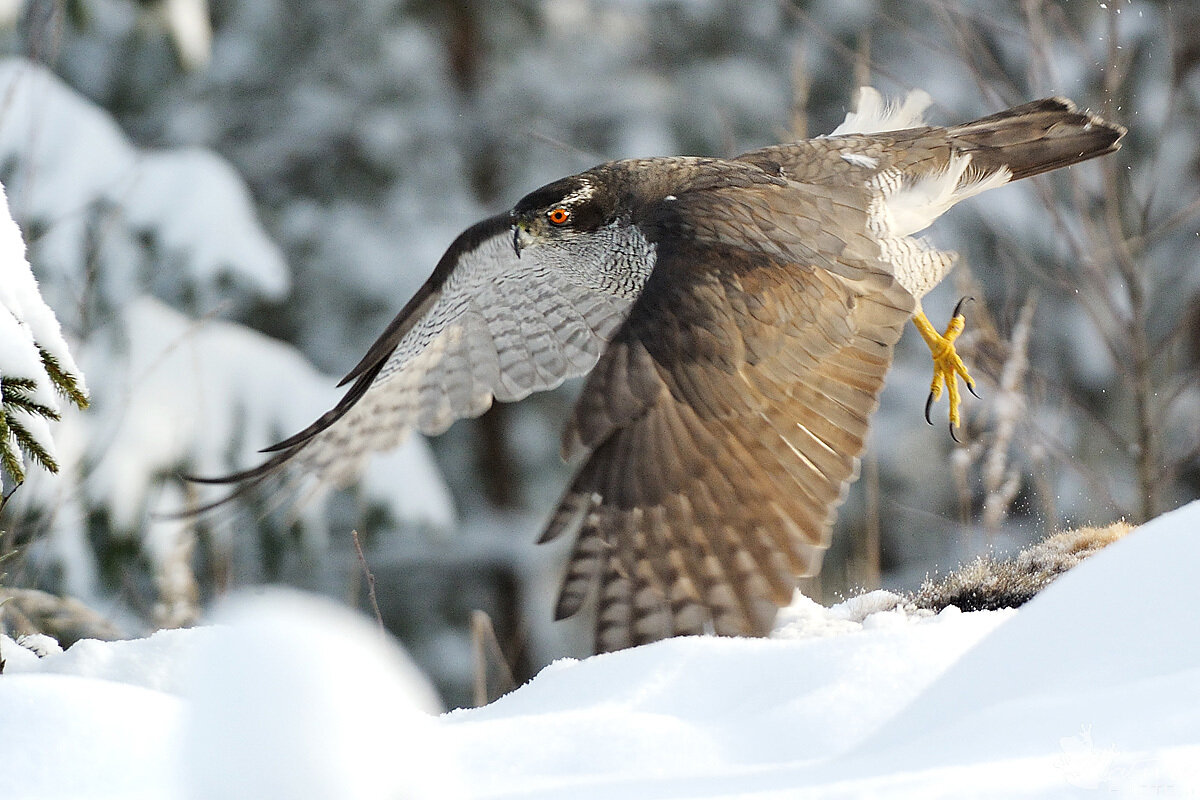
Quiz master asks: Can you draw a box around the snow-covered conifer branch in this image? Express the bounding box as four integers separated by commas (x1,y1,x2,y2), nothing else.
0,182,88,491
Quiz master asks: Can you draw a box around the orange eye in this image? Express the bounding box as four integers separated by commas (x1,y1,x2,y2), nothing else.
547,207,571,225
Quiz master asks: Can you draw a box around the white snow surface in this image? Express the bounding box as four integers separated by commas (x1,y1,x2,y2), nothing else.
2,500,1199,799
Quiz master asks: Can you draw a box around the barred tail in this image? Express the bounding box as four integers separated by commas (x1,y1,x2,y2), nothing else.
949,97,1126,182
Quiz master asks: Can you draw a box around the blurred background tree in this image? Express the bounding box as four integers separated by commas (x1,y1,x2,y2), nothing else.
0,0,1196,707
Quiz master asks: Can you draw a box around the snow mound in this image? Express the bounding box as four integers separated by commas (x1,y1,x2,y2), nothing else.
181,589,457,800
443,501,1200,797
0,673,182,800
2,500,1199,798
1,589,458,800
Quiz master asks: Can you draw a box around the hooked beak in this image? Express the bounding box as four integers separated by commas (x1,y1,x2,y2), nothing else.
511,219,534,258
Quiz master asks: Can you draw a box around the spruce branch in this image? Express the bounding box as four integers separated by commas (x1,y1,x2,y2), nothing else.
0,347,87,489
2,378,63,422
1,367,73,485
0,412,24,485
39,348,89,410
4,414,59,475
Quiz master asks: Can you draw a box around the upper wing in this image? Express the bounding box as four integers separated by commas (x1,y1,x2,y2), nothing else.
540,183,916,653
194,213,638,499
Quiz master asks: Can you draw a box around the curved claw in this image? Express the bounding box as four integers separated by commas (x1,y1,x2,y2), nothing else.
914,304,979,440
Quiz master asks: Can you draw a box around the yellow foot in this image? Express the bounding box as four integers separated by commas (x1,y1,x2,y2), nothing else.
913,297,979,442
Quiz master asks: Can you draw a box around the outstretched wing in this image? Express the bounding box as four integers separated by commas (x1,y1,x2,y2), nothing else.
194,213,639,500
540,182,916,653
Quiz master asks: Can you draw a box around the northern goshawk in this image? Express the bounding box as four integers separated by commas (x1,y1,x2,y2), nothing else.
195,88,1124,652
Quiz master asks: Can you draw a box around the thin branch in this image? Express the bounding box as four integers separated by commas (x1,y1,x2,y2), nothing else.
981,293,1038,533
1133,194,1200,252
471,610,517,707
350,529,384,632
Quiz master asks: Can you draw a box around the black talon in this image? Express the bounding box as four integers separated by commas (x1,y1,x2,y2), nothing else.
968,382,980,399
952,296,975,318
950,421,961,444
925,392,935,425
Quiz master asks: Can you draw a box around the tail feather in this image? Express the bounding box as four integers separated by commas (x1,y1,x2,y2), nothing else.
949,97,1126,182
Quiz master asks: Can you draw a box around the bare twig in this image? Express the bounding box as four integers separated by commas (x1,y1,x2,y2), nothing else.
1095,13,1158,523
783,2,912,94
0,481,21,522
788,41,810,140
981,293,1038,534
350,529,384,632
854,452,882,590
853,31,872,91
952,444,974,528
151,521,200,630
1102,159,1158,523
470,609,517,707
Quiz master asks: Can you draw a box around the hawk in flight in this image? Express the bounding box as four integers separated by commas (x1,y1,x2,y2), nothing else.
195,88,1124,652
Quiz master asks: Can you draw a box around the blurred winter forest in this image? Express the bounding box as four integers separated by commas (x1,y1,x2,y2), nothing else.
0,0,1197,707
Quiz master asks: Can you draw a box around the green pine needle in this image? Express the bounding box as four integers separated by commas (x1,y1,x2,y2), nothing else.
4,413,59,475
0,412,26,485
2,379,62,422
39,349,89,410
0,351,86,485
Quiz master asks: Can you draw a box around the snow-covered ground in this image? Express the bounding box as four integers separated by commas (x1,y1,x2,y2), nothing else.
3,499,1199,799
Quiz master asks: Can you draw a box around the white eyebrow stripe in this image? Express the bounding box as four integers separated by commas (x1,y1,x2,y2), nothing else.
560,180,596,206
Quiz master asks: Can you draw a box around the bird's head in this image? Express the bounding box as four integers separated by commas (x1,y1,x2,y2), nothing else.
510,174,621,256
